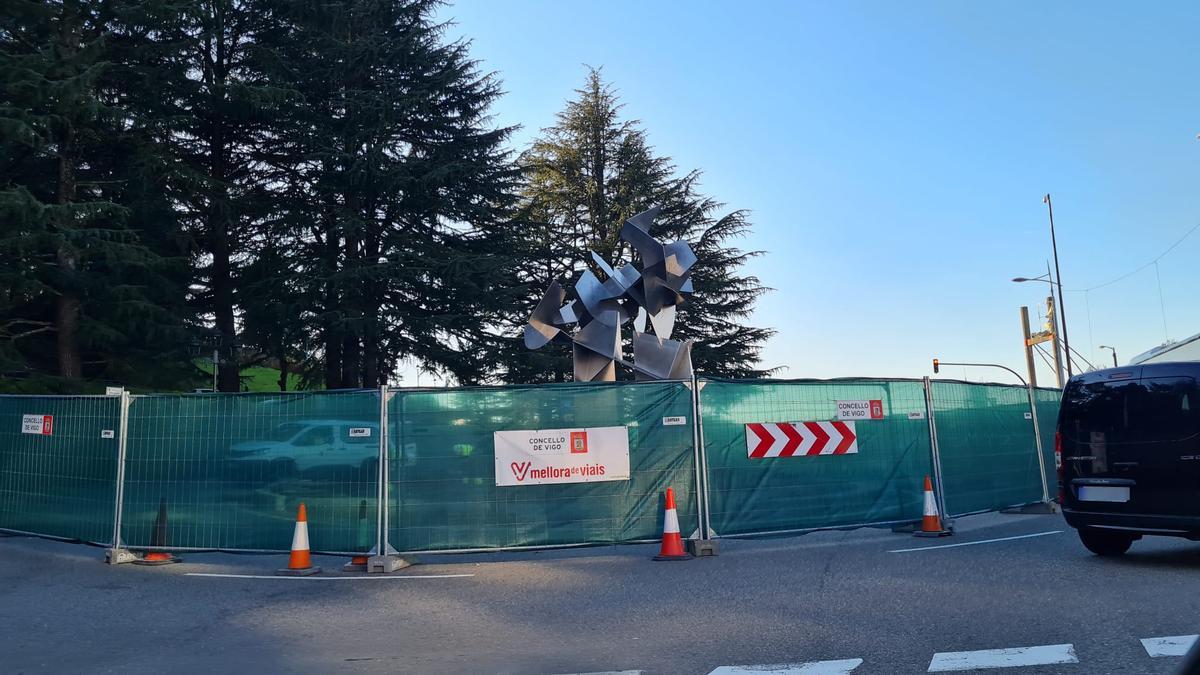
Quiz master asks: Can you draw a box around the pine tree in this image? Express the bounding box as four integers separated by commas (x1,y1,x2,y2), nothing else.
508,69,775,380
0,0,192,388
124,0,289,391
258,0,521,388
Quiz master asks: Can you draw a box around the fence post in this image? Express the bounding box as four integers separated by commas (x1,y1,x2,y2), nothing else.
686,375,718,556
105,390,137,564
922,377,950,522
368,385,411,572
687,377,705,536
373,386,386,559
1026,386,1051,504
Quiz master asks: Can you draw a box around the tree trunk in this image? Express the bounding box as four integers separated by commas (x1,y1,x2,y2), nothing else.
208,177,239,391
323,222,342,389
339,219,359,387
53,4,82,379
324,326,342,389
55,130,82,379
362,324,379,388
277,347,289,391
206,7,239,393
341,188,362,387
362,227,381,388
210,210,239,392
54,262,81,379
341,333,360,388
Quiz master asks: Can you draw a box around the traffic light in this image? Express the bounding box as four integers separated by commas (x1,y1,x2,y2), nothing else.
932,358,940,374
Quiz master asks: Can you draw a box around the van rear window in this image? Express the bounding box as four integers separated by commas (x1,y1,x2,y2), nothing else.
1062,376,1199,444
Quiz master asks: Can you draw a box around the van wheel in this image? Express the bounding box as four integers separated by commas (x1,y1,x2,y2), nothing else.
1078,529,1134,556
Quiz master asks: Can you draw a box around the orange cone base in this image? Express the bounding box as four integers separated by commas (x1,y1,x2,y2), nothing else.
276,565,322,576
342,555,369,572
653,535,691,561
914,522,954,538
133,551,180,566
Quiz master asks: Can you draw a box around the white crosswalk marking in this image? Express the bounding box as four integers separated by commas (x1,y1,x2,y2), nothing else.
927,644,1078,671
553,671,641,675
578,634,1198,674
1141,635,1199,657
708,659,863,675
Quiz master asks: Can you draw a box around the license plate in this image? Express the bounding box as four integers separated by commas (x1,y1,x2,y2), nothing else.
1077,485,1130,503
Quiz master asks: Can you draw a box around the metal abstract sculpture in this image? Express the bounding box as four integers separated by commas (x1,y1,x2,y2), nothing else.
523,207,698,381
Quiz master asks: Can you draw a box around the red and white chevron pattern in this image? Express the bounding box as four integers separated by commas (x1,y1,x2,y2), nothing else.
746,421,858,458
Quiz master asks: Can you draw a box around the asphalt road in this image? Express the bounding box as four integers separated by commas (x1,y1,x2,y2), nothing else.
2,512,1198,674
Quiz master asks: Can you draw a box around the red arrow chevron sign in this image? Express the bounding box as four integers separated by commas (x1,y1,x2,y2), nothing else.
745,421,858,458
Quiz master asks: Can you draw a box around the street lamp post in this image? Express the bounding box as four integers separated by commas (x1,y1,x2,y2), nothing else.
932,359,1051,507
1043,194,1072,379
1012,266,1065,386
1099,345,1118,368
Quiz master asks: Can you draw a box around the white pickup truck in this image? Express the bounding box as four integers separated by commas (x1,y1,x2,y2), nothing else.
227,419,379,478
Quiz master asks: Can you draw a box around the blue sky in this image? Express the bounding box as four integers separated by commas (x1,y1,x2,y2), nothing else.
426,1,1200,385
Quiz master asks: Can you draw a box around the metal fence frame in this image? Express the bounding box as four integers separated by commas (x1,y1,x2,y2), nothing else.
925,378,1059,517
0,376,1061,562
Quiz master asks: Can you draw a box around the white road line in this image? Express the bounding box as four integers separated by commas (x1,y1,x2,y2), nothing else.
1141,635,1199,657
889,530,1062,553
184,572,474,580
554,671,642,675
708,659,863,674
927,644,1077,672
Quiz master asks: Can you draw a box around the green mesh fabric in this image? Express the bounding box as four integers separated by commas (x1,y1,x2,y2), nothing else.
932,381,1050,515
1034,387,1063,495
387,381,697,551
700,379,933,536
1,379,1063,553
0,396,119,544
120,391,379,552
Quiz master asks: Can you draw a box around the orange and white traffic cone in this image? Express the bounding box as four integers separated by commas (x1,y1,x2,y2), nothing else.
915,475,952,538
133,497,179,566
344,499,371,572
277,503,322,575
653,487,690,561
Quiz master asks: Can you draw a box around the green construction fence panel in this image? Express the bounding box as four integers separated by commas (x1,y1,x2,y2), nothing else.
388,380,697,551
932,381,1047,515
0,395,119,544
700,379,934,536
1034,386,1063,496
120,391,379,552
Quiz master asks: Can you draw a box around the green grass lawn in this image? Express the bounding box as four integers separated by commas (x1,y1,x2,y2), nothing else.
194,362,318,392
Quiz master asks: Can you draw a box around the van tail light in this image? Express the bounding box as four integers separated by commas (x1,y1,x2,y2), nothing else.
1054,431,1064,502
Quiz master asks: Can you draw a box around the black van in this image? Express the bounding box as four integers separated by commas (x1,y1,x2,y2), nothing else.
1058,361,1200,556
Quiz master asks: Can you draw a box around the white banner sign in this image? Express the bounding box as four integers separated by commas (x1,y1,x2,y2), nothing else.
21,414,52,435
494,426,630,486
348,427,372,438
836,400,884,420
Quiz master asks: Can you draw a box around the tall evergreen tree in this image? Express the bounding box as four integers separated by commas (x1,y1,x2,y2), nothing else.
127,0,288,391
258,0,521,388
0,0,192,388
507,69,775,380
